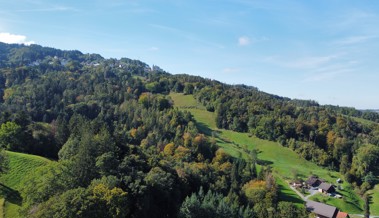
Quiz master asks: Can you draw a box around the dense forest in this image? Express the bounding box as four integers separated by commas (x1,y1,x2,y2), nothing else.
0,42,378,217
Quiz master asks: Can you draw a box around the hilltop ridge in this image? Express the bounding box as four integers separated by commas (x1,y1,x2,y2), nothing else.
0,42,378,217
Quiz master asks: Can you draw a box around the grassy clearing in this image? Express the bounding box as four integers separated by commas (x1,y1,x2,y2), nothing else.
309,191,363,214
368,184,379,215
275,175,304,206
0,151,50,218
219,130,341,182
170,92,365,214
0,198,4,218
345,115,378,126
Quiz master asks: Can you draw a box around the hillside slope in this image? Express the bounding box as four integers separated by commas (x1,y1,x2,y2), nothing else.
0,42,378,217
170,92,366,214
0,151,50,218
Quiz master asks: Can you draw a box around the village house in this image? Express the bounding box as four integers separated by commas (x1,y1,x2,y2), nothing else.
306,176,322,188
318,182,336,194
291,179,303,188
306,200,338,218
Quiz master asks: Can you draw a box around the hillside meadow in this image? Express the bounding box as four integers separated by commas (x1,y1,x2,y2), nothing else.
170,92,368,214
0,151,50,218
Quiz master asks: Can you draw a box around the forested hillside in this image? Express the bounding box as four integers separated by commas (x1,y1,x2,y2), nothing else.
0,42,378,217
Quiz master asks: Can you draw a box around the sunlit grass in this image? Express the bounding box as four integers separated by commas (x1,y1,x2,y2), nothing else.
368,184,379,215
170,92,366,214
0,151,50,218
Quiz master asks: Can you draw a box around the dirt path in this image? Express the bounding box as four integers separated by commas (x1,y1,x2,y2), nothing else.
288,185,306,201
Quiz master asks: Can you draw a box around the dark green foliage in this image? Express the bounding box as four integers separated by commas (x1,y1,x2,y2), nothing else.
0,121,24,151
0,149,9,174
179,188,254,218
277,202,307,218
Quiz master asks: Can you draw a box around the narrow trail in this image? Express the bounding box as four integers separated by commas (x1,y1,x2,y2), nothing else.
288,185,306,201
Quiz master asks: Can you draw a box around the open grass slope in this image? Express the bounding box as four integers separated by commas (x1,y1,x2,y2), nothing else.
368,184,379,215
0,198,4,218
170,92,366,214
0,151,50,218
308,184,364,214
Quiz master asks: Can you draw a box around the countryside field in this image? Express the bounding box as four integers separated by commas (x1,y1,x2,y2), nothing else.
170,92,369,214
0,151,50,218
368,184,379,215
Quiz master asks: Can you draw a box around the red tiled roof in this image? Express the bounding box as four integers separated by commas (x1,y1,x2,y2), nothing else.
337,211,349,218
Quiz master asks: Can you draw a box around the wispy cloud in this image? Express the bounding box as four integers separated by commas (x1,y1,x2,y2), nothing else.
238,36,268,46
333,35,377,45
15,6,79,13
0,32,35,45
149,46,159,51
238,36,250,46
263,53,342,69
223,67,240,73
150,24,180,33
262,53,356,82
285,54,341,69
303,64,353,82
150,24,224,49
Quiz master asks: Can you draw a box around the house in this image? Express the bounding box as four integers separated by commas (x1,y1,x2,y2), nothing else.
336,211,350,218
292,181,303,188
306,200,338,218
318,182,336,194
291,179,303,188
306,176,322,187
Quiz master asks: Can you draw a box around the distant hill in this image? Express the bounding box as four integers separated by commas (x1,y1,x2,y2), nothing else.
0,42,378,217
363,109,379,114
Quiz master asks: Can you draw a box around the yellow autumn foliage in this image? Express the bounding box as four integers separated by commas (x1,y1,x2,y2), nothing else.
163,142,175,156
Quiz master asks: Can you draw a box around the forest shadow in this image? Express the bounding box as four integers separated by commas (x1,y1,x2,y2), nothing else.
257,159,274,166
195,121,213,136
277,183,304,204
367,192,374,204
0,183,22,205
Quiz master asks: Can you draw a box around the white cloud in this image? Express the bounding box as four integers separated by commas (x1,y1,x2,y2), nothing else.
304,69,350,82
238,36,268,46
303,60,356,82
149,46,159,51
238,36,250,46
0,32,35,45
263,53,342,69
285,54,340,69
15,6,76,12
333,35,377,45
223,67,240,73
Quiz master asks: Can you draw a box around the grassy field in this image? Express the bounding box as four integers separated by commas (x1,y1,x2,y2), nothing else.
275,174,304,205
309,185,363,214
170,92,366,214
368,184,379,215
0,151,50,218
0,198,4,218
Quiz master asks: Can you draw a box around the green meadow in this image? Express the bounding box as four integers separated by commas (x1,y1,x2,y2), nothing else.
368,184,379,215
0,151,50,218
170,92,366,214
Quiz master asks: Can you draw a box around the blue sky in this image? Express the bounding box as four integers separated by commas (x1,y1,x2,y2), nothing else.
0,0,378,109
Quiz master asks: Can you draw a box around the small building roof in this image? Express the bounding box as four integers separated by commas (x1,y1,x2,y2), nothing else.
306,176,321,186
306,200,338,218
319,182,334,192
336,211,349,218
